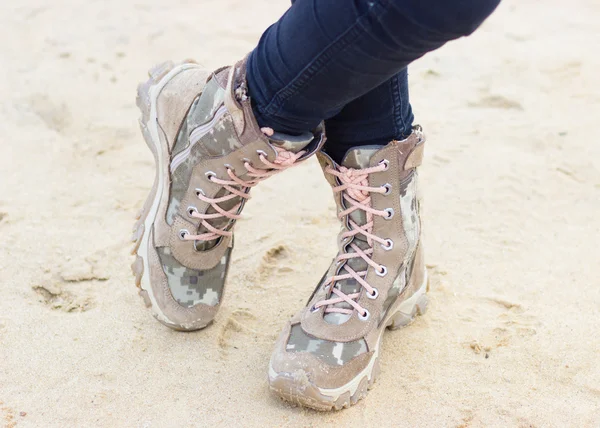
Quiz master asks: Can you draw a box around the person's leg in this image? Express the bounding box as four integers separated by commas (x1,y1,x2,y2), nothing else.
263,0,501,410
268,1,413,163
323,68,413,163
247,0,499,137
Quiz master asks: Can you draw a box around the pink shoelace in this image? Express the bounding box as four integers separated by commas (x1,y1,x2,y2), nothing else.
313,160,391,318
182,131,305,242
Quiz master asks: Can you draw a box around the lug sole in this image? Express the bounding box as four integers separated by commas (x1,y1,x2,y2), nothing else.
130,60,209,331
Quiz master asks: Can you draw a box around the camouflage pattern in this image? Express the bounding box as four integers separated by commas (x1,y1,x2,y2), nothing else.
318,149,421,327
171,78,226,157
167,112,243,252
166,77,235,228
286,324,368,366
270,134,427,407
269,131,315,151
288,144,375,354
340,145,381,169
284,147,418,365
379,267,406,323
160,67,317,307
323,146,382,325
398,171,420,257
167,113,241,227
379,171,420,322
157,246,231,307
166,74,314,250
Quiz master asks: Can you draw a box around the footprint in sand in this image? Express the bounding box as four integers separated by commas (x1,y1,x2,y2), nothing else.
218,309,258,355
28,94,72,133
31,250,111,313
468,95,523,110
466,296,539,357
257,244,296,278
32,283,93,313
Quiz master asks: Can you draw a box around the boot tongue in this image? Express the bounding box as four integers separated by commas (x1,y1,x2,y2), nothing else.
268,131,314,153
323,145,384,325
341,145,383,169
340,145,384,228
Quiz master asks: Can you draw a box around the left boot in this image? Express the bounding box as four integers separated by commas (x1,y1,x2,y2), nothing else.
268,128,428,410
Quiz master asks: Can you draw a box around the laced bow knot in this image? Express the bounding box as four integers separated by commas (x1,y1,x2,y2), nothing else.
313,161,390,317
182,145,306,242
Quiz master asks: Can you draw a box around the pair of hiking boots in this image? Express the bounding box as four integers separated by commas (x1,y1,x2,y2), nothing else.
131,59,428,411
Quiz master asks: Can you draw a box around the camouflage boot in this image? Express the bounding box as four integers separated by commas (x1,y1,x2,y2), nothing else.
268,129,428,410
131,59,325,331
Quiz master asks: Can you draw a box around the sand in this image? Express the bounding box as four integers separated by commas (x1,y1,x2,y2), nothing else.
1,0,599,426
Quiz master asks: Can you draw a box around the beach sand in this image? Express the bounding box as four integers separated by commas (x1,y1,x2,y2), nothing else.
0,0,599,426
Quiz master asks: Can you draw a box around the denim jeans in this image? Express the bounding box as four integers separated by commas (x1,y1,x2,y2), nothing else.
247,0,500,161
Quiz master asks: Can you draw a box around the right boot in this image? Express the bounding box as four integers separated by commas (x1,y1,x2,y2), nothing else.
131,59,325,331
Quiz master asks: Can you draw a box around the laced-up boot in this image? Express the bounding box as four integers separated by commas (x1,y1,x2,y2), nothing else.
268,129,427,410
131,59,325,330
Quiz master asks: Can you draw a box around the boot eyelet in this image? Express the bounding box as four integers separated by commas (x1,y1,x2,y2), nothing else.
380,159,389,170
242,158,253,168
205,171,216,181
224,163,235,172
310,305,320,313
179,229,189,240
384,208,395,219
358,309,370,321
256,149,268,158
376,265,388,277
195,188,205,197
381,239,394,251
367,288,379,300
187,206,198,217
381,183,392,195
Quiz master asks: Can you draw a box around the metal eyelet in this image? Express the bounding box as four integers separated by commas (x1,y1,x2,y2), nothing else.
380,159,389,170
224,164,235,172
205,171,216,181
376,265,388,277
256,149,268,158
242,158,252,168
367,288,379,300
187,206,198,217
358,309,370,321
381,183,392,195
384,208,395,220
178,229,189,240
195,188,205,197
381,239,394,251
310,305,320,313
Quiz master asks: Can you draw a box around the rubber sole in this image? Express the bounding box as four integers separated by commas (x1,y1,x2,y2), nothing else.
130,60,209,331
268,273,429,411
